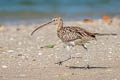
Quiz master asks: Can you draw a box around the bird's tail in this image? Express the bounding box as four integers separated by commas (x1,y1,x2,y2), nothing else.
94,33,117,36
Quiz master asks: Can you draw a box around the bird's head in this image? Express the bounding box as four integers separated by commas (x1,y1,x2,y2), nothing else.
52,17,62,25
31,17,62,36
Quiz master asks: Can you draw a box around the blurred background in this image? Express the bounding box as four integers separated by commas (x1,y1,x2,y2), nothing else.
0,0,120,24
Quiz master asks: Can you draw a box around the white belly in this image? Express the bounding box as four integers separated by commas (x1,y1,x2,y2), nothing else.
65,39,89,46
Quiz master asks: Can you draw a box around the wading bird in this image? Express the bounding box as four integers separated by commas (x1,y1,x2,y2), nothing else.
31,17,116,68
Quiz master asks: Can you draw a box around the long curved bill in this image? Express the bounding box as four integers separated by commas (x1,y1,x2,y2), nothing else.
31,20,54,36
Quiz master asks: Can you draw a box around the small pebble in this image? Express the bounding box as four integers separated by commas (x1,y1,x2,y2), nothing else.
56,48,60,50
72,73,75,75
76,53,81,55
114,36,118,39
101,42,105,45
38,53,42,56
108,48,112,50
10,37,14,40
19,74,26,77
112,78,118,80
108,51,112,54
18,54,22,56
18,42,22,45
21,56,26,59
18,63,22,66
37,37,40,39
32,59,36,61
8,50,14,53
76,61,80,64
40,39,44,42
2,65,8,68
48,54,54,58
106,69,112,72
2,52,6,54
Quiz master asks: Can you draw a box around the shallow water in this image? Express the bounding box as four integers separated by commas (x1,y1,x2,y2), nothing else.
0,0,120,23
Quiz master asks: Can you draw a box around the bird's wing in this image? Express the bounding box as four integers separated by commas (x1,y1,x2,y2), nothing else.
65,27,96,40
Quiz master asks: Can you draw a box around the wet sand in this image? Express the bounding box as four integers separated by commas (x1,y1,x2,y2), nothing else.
0,19,120,80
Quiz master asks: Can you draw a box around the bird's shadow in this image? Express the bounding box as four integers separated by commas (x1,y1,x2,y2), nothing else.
66,66,110,69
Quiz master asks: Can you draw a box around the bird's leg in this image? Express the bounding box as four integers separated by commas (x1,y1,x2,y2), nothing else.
66,44,71,59
82,44,90,69
55,44,71,65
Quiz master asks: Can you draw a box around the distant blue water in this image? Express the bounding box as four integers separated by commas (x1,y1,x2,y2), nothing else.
0,0,120,23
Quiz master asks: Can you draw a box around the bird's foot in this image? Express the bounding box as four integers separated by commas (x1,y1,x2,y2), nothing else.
85,65,90,69
55,61,63,65
55,57,71,66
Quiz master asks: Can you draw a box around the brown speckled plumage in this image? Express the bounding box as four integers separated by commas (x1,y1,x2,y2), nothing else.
54,17,96,45
57,26,96,43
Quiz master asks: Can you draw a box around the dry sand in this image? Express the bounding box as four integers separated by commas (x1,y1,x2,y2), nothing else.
0,19,120,80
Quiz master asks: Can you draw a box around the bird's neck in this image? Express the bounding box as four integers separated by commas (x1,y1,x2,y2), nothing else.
57,20,63,31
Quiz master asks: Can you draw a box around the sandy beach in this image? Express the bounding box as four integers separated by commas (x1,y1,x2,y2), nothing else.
0,19,120,80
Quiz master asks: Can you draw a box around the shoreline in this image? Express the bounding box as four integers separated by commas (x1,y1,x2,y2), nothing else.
0,15,120,26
